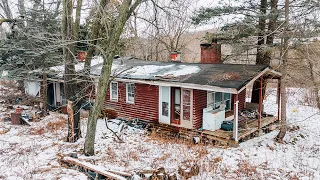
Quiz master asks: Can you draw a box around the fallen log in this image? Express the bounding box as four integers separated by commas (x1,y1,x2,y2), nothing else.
59,156,129,180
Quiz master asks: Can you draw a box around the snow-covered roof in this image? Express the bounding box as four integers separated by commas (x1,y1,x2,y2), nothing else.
89,57,273,91
30,56,104,77
28,56,278,91
90,59,201,80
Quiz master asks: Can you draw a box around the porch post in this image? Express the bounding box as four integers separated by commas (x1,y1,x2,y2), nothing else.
258,77,263,135
277,79,281,121
233,94,239,142
53,82,56,106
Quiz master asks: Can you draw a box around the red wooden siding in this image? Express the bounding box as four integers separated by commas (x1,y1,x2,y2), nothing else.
192,89,207,129
238,88,246,112
105,82,159,122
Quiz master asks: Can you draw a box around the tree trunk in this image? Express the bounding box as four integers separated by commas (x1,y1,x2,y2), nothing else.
306,53,320,110
251,0,268,104
62,0,81,142
42,71,48,111
84,0,108,74
276,0,289,142
256,0,267,65
264,0,278,62
74,0,83,41
84,0,143,156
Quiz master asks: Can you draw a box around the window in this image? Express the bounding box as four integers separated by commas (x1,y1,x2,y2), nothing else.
126,83,135,103
174,89,181,120
214,92,222,109
207,91,232,111
182,89,191,121
110,82,118,101
224,93,231,110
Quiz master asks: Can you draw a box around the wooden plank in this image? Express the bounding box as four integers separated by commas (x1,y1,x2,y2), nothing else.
60,156,128,180
21,117,31,126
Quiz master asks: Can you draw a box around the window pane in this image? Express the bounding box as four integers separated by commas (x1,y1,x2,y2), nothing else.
224,93,230,100
127,83,135,102
174,104,180,119
183,105,190,121
112,91,117,98
182,89,191,121
215,92,222,102
112,83,117,90
207,92,214,107
183,90,190,104
162,102,169,116
225,100,231,110
128,96,134,102
175,89,180,105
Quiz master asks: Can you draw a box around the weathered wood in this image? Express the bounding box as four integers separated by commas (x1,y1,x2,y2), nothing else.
21,116,31,126
60,156,128,180
201,116,278,143
67,101,74,142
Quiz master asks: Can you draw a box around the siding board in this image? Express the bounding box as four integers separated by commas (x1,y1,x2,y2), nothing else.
105,82,159,122
192,90,207,129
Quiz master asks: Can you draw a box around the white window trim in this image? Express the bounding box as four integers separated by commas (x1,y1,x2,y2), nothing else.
207,91,232,111
126,83,135,104
110,81,118,102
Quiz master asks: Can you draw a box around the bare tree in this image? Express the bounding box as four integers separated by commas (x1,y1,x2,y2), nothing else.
276,0,289,143
84,0,143,156
62,0,83,142
124,0,195,61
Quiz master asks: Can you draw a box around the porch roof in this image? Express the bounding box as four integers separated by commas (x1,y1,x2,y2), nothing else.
91,57,275,92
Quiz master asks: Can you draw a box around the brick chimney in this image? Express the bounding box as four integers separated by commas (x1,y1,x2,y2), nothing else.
170,51,181,62
200,37,221,64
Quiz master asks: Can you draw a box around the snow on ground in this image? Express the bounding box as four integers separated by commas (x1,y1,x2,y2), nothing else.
0,86,319,179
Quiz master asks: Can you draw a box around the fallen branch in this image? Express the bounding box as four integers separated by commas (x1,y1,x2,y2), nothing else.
104,118,124,143
59,156,130,180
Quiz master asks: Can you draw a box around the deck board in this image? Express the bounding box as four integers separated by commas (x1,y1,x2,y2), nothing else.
201,116,278,141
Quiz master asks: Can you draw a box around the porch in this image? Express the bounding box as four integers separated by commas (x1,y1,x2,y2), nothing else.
201,116,278,143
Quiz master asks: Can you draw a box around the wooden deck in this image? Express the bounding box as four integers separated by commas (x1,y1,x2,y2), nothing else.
201,116,279,143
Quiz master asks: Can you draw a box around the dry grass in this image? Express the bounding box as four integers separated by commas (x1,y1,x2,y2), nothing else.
31,127,45,135
106,146,117,162
30,116,67,135
46,116,67,131
213,156,222,164
234,159,258,177
129,151,139,161
0,128,9,134
0,80,18,89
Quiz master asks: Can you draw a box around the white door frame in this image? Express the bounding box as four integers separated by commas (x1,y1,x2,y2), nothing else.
159,86,171,124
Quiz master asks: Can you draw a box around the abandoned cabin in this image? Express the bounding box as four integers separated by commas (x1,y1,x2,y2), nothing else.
25,39,282,145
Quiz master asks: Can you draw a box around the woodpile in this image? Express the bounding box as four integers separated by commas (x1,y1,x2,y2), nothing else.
178,163,200,179
100,108,118,119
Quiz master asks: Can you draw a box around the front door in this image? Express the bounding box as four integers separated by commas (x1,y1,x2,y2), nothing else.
159,86,171,124
171,88,181,125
